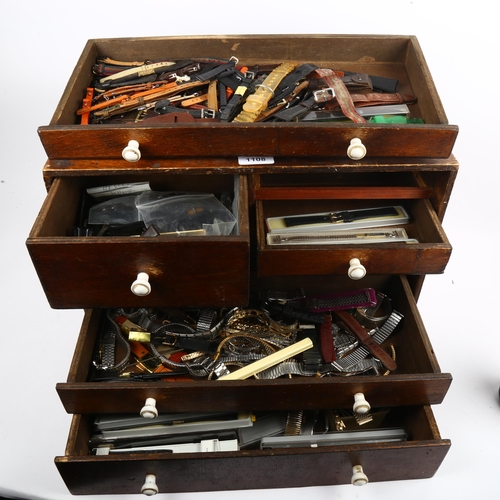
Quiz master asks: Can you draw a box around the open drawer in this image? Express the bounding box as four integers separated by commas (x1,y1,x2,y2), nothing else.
55,405,450,494
26,173,249,309
254,170,453,277
37,34,458,161
55,275,452,414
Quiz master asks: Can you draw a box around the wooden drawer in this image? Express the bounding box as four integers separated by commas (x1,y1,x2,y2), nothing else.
55,405,450,494
38,34,457,161
26,173,249,309
56,275,451,414
255,170,453,276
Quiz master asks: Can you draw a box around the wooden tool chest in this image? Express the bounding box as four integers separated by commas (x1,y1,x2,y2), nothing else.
27,34,458,495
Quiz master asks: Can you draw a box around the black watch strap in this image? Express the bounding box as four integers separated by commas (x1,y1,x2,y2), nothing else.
220,75,265,121
154,101,218,119
270,94,317,122
194,58,237,82
269,63,318,106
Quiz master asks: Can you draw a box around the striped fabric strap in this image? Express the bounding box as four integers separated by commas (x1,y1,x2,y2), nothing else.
314,68,366,123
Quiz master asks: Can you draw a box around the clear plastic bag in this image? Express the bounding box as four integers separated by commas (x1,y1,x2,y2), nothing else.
135,192,237,236
88,195,141,225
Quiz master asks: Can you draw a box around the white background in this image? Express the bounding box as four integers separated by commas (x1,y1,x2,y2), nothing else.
0,1,498,498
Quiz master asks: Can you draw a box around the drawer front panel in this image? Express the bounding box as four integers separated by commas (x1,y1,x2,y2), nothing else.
56,275,452,414
57,376,452,415
256,179,452,276
38,34,458,161
57,442,450,494
29,239,249,308
27,174,249,309
38,124,458,160
56,407,450,494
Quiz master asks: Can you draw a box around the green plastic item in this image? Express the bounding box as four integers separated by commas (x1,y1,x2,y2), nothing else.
369,115,425,124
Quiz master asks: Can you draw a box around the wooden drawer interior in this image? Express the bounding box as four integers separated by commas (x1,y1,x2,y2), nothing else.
38,34,458,160
47,35,448,128
56,405,450,494
26,173,250,308
56,275,451,414
254,170,452,276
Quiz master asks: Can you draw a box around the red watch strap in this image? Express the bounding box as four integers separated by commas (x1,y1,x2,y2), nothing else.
313,68,366,123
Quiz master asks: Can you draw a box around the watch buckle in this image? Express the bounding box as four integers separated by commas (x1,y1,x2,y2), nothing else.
313,87,335,102
201,109,216,119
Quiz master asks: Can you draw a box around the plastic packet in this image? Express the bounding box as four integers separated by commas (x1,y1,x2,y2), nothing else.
135,192,237,236
88,195,141,225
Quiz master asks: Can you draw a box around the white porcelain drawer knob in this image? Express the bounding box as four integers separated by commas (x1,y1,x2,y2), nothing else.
348,258,366,280
353,392,371,414
122,140,141,162
131,272,151,296
140,398,158,419
351,465,369,486
347,138,367,160
141,474,159,496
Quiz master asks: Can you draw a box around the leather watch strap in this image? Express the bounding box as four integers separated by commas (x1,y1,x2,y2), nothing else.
318,314,335,363
153,102,218,119
343,71,398,93
207,80,218,110
270,92,316,122
92,80,206,119
194,58,238,82
99,61,176,86
333,311,403,371
217,66,252,91
268,63,318,106
312,68,366,123
333,310,397,371
309,73,372,91
324,92,417,110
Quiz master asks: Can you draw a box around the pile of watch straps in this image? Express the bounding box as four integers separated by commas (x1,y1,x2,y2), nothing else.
91,288,403,381
78,55,416,124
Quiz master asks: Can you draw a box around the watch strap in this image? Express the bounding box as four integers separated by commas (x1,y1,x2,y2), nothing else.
94,311,131,373
318,314,335,363
333,310,397,371
302,288,377,312
233,62,297,122
343,71,398,93
271,93,317,122
323,92,417,110
284,206,400,227
312,68,366,123
194,58,238,82
333,311,403,371
268,63,318,106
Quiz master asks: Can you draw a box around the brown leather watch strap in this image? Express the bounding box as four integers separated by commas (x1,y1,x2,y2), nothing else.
76,81,178,116
333,310,397,371
310,73,372,91
327,92,416,110
92,80,206,119
318,313,335,363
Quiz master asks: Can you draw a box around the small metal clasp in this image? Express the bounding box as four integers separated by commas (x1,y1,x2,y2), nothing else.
313,87,335,102
201,109,216,119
